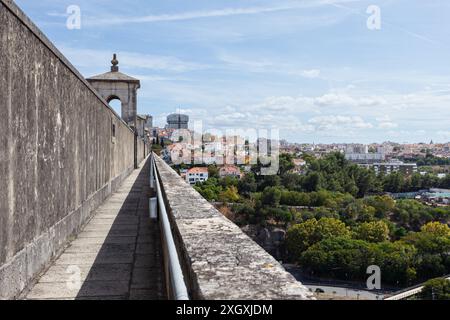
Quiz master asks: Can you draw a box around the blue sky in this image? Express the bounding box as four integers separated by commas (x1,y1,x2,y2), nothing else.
15,0,450,143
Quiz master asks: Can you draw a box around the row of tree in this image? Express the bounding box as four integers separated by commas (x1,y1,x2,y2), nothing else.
232,187,449,232
195,153,450,203
400,153,450,166
251,153,450,196
287,220,450,286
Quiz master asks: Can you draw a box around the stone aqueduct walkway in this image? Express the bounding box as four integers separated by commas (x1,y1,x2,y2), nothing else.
24,159,166,300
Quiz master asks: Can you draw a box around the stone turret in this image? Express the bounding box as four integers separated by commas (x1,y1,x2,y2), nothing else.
87,54,140,126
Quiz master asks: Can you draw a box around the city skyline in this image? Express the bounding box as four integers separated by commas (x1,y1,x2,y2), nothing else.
16,0,450,144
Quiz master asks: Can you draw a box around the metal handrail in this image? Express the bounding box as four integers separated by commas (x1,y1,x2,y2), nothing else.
150,153,189,300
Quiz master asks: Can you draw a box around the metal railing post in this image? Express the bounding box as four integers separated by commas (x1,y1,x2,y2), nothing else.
150,154,155,189
151,153,189,300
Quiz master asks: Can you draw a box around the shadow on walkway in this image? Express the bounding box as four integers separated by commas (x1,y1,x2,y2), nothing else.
74,158,166,300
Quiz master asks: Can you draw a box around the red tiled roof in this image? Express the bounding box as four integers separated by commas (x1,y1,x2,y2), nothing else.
187,167,208,174
219,165,240,174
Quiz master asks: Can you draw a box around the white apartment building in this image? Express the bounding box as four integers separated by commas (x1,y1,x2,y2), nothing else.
186,167,209,185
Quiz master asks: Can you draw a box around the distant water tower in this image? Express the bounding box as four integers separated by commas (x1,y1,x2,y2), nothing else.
167,113,189,129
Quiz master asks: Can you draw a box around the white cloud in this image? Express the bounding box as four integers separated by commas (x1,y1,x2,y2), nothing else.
144,86,450,143
84,1,358,27
385,130,428,142
376,115,398,129
217,53,274,70
84,4,299,26
58,46,207,73
314,93,385,107
378,122,398,129
148,87,450,140
376,115,391,122
308,115,373,131
251,95,315,113
217,53,321,79
437,131,450,139
301,69,321,78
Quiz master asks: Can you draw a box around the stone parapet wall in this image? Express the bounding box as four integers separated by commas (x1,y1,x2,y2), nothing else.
154,155,313,300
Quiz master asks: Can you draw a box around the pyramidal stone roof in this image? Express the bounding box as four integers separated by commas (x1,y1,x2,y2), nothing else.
86,54,140,84
87,70,140,82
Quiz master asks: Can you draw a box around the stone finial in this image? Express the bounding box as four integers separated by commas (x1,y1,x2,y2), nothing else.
111,53,119,72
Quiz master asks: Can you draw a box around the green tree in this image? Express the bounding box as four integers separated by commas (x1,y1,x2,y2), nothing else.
393,199,446,231
353,221,390,243
208,165,220,179
264,207,294,224
151,143,163,155
238,173,257,196
342,200,376,223
383,172,405,193
258,175,281,191
280,191,310,206
281,173,303,191
415,254,448,280
219,186,240,203
300,237,374,281
374,241,417,286
420,221,450,237
278,153,295,175
261,187,282,207
308,190,325,207
286,218,350,258
287,219,319,257
194,177,223,201
195,187,216,201
316,218,351,240
300,237,416,285
220,176,239,188
303,172,321,192
363,195,396,219
404,224,450,280
355,169,380,197
233,202,256,222
420,278,450,300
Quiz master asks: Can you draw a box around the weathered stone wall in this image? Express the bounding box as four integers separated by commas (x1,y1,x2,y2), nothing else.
241,225,288,261
154,155,313,300
137,139,147,165
0,0,146,298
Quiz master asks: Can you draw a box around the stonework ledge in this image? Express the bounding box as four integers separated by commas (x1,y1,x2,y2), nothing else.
154,155,313,300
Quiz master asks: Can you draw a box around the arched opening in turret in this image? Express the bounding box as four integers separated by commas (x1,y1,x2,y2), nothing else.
107,96,122,117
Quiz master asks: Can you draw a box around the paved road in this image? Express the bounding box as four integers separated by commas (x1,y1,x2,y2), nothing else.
284,265,391,300
307,285,386,300
24,159,166,300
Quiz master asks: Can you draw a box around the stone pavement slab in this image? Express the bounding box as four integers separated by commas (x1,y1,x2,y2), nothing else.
24,159,165,300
